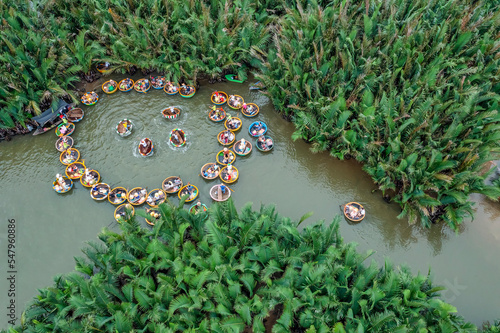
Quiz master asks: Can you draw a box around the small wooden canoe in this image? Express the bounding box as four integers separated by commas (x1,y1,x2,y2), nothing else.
56,136,74,152
55,122,75,137
256,135,274,152
146,189,167,207
162,107,180,120
170,128,186,147
249,121,268,137
128,187,148,205
108,187,128,205
116,119,133,137
90,183,111,201
189,202,208,215
179,85,196,98
115,203,134,223
81,91,99,105
96,62,112,74
60,148,80,165
233,139,252,156
224,117,242,132
216,149,236,165
119,78,134,92
138,138,154,157
220,165,239,184
228,94,244,109
66,108,84,123
201,163,220,180
151,76,166,89
53,176,73,194
80,169,100,187
217,129,235,145
65,162,85,179
209,107,226,122
225,74,245,83
102,80,118,94
211,91,228,105
178,184,199,202
343,202,366,222
241,103,259,117
162,176,183,194
164,82,179,95
134,78,151,93
210,184,231,202
145,207,161,225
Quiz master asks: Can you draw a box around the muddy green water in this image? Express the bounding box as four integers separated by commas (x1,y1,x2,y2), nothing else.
1,76,499,327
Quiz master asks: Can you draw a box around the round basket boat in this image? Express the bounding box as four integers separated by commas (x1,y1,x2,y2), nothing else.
189,202,208,215
224,117,242,132
178,184,199,202
108,187,128,205
119,78,134,92
55,136,74,152
145,207,161,226
228,94,244,109
96,62,112,74
249,121,268,137
179,85,196,98
201,163,220,180
65,162,85,179
162,176,183,194
151,76,166,89
210,184,231,202
343,202,366,222
81,91,99,105
169,128,186,147
146,189,167,207
216,149,236,166
66,108,84,123
256,135,274,152
53,176,73,194
217,129,235,146
138,138,154,157
134,78,151,93
55,122,75,137
241,103,259,117
233,139,252,156
128,187,148,205
116,119,133,137
209,107,226,122
211,91,228,105
59,148,80,165
164,82,179,95
80,169,100,187
102,80,118,94
114,203,135,223
162,107,180,120
90,183,111,201
219,165,239,184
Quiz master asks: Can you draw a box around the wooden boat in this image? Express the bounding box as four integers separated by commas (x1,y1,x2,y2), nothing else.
241,103,259,117
233,139,252,156
217,129,235,145
228,94,244,109
225,74,245,83
201,163,220,180
116,119,133,137
81,91,99,105
151,76,166,89
178,184,199,202
60,148,80,165
108,187,128,205
96,62,112,74
224,117,242,132
162,176,183,194
146,189,167,207
32,99,71,136
210,184,231,202
65,162,85,179
134,78,151,93
211,91,228,105
80,169,100,187
164,82,179,95
90,183,111,201
189,202,208,215
102,80,118,94
256,135,274,152
249,81,265,90
219,165,239,184
145,207,161,226
249,121,268,137
55,122,75,137
208,107,226,122
343,202,366,222
179,85,196,98
216,149,236,165
66,108,84,123
53,175,73,194
55,136,74,152
114,203,134,223
169,128,186,147
138,138,154,157
162,107,180,120
128,187,148,205
119,78,134,92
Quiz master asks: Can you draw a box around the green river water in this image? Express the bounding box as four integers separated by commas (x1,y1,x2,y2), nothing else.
0,75,499,327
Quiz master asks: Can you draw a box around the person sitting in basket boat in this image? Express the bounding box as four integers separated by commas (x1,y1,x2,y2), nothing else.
104,80,116,93
222,148,232,163
172,131,184,145
220,184,228,195
242,103,248,112
120,78,132,90
252,122,263,136
193,201,202,212
238,138,247,152
265,137,274,149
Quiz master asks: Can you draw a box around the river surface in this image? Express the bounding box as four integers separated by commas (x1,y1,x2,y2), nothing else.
0,75,499,328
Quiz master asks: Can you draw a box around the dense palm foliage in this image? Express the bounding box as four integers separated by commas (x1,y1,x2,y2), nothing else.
3,202,481,332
